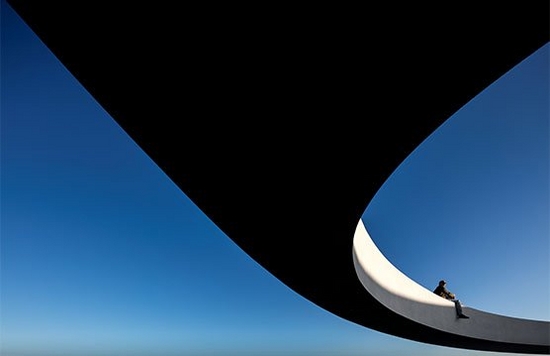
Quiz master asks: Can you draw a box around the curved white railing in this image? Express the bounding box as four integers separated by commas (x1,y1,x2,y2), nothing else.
352,219,550,347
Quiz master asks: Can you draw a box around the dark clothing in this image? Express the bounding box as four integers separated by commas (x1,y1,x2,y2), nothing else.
433,285,455,300
434,283,468,319
452,299,466,318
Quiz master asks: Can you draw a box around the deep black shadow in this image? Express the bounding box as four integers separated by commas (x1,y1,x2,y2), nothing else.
6,1,549,353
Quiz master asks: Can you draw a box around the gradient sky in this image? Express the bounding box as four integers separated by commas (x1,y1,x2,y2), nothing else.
1,1,548,355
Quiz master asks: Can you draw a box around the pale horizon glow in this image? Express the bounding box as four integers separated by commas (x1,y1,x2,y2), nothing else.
2,1,548,355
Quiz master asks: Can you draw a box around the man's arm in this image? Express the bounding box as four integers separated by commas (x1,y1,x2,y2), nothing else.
444,288,456,299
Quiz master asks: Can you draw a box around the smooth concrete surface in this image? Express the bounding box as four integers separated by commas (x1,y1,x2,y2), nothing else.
353,219,550,347
8,1,548,352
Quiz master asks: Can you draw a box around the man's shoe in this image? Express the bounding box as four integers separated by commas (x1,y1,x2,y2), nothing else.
458,314,470,319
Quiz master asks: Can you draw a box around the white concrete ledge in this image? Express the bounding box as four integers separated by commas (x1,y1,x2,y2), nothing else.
352,219,550,347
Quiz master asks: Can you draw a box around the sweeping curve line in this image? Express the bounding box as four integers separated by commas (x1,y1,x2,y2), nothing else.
6,0,548,353
353,219,550,350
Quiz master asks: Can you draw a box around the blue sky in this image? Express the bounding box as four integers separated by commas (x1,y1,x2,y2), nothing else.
1,1,548,355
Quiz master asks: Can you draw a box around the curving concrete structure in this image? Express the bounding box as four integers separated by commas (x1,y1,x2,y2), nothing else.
353,219,550,349
7,1,549,353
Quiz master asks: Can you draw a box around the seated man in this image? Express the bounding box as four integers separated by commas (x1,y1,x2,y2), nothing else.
434,280,469,319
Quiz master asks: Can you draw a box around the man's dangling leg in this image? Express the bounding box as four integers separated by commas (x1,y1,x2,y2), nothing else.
454,300,469,319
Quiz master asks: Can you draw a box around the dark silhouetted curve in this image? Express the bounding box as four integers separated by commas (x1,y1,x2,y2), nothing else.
6,1,549,353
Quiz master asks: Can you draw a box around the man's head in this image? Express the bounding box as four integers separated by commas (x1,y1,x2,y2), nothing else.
439,280,446,286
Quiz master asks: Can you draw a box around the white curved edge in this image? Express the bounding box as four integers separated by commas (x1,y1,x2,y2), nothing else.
352,219,550,347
